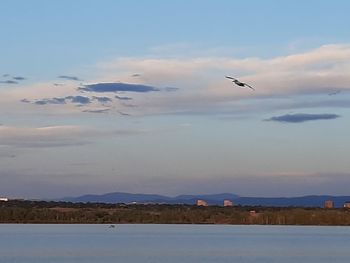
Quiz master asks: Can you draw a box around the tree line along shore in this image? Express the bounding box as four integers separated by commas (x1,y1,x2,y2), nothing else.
1,200,350,225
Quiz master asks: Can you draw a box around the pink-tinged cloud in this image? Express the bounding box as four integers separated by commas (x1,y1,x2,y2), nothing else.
2,44,350,116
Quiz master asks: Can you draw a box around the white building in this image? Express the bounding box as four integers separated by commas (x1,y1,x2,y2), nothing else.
197,199,208,206
0,197,9,202
224,199,233,207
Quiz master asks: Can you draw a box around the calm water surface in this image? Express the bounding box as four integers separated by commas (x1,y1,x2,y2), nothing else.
0,224,349,263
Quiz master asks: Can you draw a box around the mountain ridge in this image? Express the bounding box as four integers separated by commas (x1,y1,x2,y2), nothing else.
60,192,350,208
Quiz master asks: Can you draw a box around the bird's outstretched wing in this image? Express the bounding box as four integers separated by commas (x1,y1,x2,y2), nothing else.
225,76,236,80
244,83,255,91
226,76,255,91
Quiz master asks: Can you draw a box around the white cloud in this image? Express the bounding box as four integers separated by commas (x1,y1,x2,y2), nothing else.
97,44,350,93
97,44,350,114
2,44,350,116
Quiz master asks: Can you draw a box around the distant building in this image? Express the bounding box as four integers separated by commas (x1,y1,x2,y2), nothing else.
324,200,334,209
197,199,208,206
344,202,350,208
223,199,233,207
0,197,8,202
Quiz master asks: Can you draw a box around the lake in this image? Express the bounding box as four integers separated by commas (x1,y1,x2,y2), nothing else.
0,224,349,262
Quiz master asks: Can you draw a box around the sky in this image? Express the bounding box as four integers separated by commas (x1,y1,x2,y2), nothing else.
1,0,350,199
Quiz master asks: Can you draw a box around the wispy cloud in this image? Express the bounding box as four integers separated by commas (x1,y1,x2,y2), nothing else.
20,98,31,103
92,44,350,115
118,111,131,116
265,113,340,123
79,82,160,93
27,96,92,105
0,80,18,84
58,75,82,81
4,44,350,117
82,108,110,114
0,125,147,148
115,95,133,101
0,74,25,82
65,96,91,104
34,97,67,105
53,83,65,86
13,76,26,81
163,87,179,92
92,96,112,103
0,125,90,148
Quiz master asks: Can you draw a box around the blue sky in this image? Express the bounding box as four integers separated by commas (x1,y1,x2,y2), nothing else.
1,0,350,198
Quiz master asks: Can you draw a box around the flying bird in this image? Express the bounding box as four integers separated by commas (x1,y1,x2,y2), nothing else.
225,76,255,91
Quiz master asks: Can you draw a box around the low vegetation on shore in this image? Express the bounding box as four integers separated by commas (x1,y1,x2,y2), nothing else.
1,200,350,225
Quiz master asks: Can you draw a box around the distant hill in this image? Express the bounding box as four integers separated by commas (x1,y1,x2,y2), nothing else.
61,192,239,205
62,192,171,204
61,192,350,208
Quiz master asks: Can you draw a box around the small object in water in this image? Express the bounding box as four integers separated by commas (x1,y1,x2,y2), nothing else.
108,224,116,228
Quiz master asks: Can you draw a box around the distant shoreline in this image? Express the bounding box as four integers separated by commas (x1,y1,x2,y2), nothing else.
1,200,350,226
